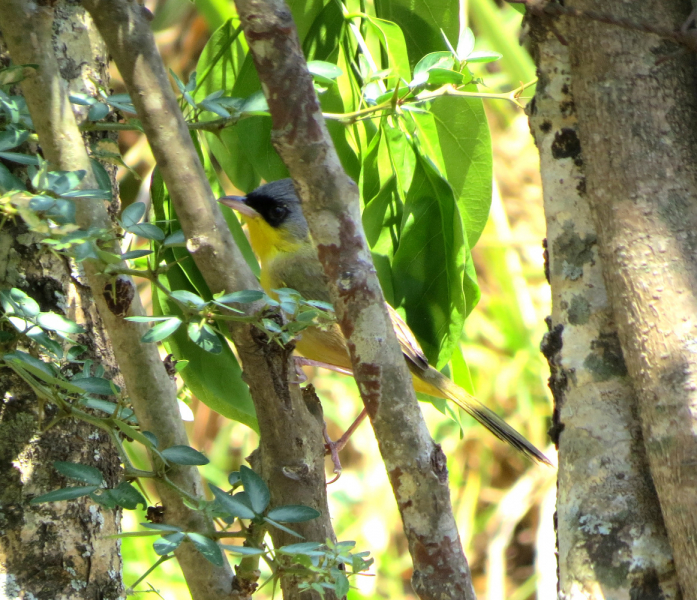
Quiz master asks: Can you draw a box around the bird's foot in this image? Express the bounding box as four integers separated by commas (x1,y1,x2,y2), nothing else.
323,423,343,484
322,408,369,484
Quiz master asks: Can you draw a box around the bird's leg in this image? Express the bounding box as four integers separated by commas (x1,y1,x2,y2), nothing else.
323,408,369,484
292,357,367,483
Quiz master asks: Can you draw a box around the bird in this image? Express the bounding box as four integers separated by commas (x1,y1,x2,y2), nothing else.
219,179,550,465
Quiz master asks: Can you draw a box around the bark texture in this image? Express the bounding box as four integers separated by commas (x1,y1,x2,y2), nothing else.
2,2,237,598
545,0,697,596
79,2,338,598
232,0,476,598
0,4,123,599
529,12,681,598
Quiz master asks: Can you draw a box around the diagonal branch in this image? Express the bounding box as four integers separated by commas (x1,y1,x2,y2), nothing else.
232,0,476,597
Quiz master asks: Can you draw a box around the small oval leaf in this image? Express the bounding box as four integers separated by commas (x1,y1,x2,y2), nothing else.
141,317,182,343
186,533,224,566
36,312,85,334
30,486,99,504
153,532,185,555
161,445,209,465
53,461,104,485
239,465,270,515
121,202,147,228
209,484,256,519
266,505,321,523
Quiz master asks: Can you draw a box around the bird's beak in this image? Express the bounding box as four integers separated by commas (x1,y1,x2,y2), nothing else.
218,195,260,219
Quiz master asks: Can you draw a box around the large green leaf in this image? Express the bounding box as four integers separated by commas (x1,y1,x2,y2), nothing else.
374,0,458,67
363,16,411,85
429,90,492,248
391,153,467,368
194,19,247,100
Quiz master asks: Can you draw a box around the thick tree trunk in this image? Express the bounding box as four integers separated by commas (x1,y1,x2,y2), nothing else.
0,6,123,598
563,0,697,596
528,5,681,599
0,225,124,600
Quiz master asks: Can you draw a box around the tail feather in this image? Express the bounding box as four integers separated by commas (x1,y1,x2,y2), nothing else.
414,366,552,466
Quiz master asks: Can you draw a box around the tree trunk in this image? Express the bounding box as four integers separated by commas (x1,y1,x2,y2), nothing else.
563,0,697,595
0,7,123,597
528,4,682,598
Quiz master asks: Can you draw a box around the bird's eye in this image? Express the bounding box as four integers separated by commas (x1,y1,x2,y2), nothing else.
270,205,288,221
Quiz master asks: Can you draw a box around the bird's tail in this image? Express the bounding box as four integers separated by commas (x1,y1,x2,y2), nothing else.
413,366,552,465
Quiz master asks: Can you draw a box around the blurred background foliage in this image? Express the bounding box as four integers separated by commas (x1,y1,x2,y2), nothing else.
116,0,555,598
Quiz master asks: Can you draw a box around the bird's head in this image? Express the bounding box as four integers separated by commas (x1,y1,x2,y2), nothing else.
219,179,309,262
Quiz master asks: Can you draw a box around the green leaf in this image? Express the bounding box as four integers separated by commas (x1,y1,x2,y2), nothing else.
30,486,99,504
121,202,146,228
153,532,185,555
277,542,322,555
91,159,113,199
0,128,29,151
209,484,256,519
266,505,321,523
142,431,158,447
89,489,118,509
36,312,85,334
53,461,104,485
307,60,343,85
4,350,56,379
27,330,63,358
87,102,109,121
391,153,467,368
220,544,265,556
263,517,304,538
187,322,222,354
125,316,175,323
456,27,475,60
161,445,209,465
411,51,455,87
114,420,156,448
170,290,208,310
69,92,97,106
426,68,464,86
364,16,411,86
430,89,492,248
126,222,165,241
108,481,147,510
163,230,186,247
121,249,153,260
375,0,458,67
466,50,502,64
72,376,120,396
214,290,265,305
141,523,183,532
105,93,136,114
0,162,26,193
228,471,241,486
187,533,224,566
3,288,40,317
334,572,350,598
239,465,270,514
141,317,182,343
80,397,135,422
